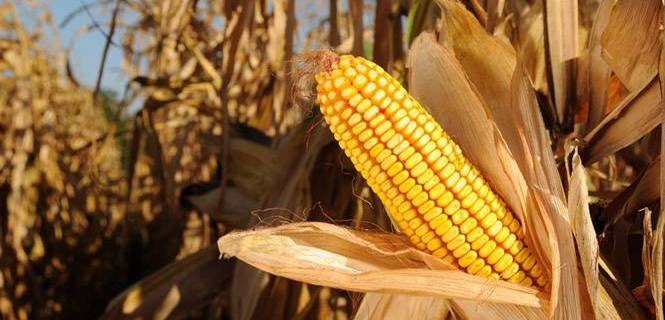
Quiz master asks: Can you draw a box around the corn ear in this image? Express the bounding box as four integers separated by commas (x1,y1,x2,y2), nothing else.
315,55,547,288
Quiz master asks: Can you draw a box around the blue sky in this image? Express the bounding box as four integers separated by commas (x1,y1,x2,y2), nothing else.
47,1,128,95
29,1,366,97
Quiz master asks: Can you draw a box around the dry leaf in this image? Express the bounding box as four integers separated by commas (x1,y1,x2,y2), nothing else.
604,156,660,230
407,33,585,318
513,3,547,94
544,0,579,127
509,64,583,319
484,0,505,33
218,222,546,308
585,0,613,131
567,148,600,316
601,0,661,91
436,0,519,150
354,293,449,320
102,247,231,319
583,78,661,164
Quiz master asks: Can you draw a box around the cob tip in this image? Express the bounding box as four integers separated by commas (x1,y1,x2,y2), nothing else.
291,49,340,112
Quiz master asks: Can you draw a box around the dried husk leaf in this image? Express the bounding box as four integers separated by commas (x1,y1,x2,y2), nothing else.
451,299,547,320
583,78,661,164
231,261,271,320
653,25,665,319
354,293,449,320
514,4,547,94
544,0,579,125
435,0,519,149
484,0,505,33
567,148,600,316
597,262,646,319
408,33,571,315
601,0,661,91
585,0,613,131
425,11,580,315
604,155,660,230
217,222,547,308
510,64,585,319
641,209,658,319
228,125,334,319
102,247,230,319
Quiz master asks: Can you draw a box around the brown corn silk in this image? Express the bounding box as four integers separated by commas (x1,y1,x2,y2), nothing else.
314,54,547,287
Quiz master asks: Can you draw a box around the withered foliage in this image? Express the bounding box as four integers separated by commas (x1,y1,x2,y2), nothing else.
2,0,665,319
0,2,126,318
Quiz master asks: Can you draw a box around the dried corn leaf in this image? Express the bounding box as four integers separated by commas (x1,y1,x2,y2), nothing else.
585,0,613,131
567,148,600,316
354,293,449,320
515,5,547,94
583,78,661,164
102,246,231,319
653,36,665,320
225,126,334,319
601,0,661,91
435,0,519,148
605,156,660,230
231,261,272,320
597,265,646,319
485,0,505,33
509,63,582,319
407,34,581,318
426,12,578,314
451,299,547,320
218,222,546,308
545,0,579,126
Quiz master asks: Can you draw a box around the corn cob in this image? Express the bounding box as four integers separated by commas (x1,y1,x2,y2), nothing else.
314,54,547,288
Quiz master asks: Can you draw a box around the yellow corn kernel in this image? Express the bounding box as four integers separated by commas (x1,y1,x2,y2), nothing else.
458,251,477,268
466,258,485,275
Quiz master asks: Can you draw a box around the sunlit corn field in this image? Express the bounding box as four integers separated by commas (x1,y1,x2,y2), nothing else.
1,0,664,319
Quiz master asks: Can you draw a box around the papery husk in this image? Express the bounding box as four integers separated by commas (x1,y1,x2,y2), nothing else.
218,222,547,310
229,124,334,319
604,156,660,231
583,78,661,165
652,23,665,319
424,6,565,303
354,293,450,320
585,0,613,131
583,0,664,163
451,299,547,319
641,209,661,319
102,246,231,319
512,2,547,94
435,0,518,147
597,261,646,319
484,0,505,33
601,0,661,92
408,32,586,319
509,63,584,319
544,0,579,125
567,148,600,316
